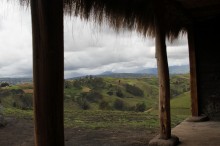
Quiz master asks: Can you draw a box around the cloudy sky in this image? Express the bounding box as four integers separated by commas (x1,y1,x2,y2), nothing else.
0,0,189,78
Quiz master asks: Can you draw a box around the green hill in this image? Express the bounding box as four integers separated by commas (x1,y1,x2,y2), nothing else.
63,74,189,111
0,74,190,113
0,74,191,129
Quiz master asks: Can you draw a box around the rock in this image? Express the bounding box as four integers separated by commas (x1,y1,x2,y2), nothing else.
149,135,179,146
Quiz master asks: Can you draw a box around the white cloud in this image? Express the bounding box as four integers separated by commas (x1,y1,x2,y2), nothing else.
0,1,189,78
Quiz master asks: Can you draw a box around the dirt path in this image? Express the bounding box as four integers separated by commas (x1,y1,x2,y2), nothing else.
0,117,158,146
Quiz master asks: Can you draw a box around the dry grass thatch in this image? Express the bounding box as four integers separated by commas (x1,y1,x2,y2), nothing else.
64,0,190,40
17,0,191,40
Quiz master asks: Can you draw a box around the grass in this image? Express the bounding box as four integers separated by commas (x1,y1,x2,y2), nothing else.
64,110,159,129
1,104,189,130
2,107,33,119
170,91,190,126
1,75,190,130
171,91,190,109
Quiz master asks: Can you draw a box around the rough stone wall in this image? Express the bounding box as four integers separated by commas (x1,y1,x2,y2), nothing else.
194,16,220,120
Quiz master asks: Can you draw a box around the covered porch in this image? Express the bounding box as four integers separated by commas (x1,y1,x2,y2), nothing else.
172,120,220,146
2,0,220,146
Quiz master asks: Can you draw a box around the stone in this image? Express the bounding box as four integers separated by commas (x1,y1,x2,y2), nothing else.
186,115,209,122
148,134,179,146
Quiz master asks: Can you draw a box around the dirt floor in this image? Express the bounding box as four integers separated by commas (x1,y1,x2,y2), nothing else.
172,120,220,146
0,117,158,146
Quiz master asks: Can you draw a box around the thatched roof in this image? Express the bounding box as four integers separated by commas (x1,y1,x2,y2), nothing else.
17,0,220,40
64,0,190,40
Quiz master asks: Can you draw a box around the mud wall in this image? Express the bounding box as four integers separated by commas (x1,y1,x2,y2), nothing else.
194,16,220,120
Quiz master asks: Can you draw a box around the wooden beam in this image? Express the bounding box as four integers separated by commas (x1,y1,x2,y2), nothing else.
30,0,64,145
187,27,199,117
155,20,171,140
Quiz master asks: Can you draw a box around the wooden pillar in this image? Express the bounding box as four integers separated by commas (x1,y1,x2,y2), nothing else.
31,0,64,145
155,21,171,140
187,27,199,117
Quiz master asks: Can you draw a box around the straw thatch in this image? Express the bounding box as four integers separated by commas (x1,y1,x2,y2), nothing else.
17,0,191,40
64,0,190,40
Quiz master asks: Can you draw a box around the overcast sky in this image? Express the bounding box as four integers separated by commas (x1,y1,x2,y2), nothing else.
0,0,189,78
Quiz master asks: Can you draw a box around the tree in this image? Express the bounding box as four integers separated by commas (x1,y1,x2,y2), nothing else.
0,82,9,87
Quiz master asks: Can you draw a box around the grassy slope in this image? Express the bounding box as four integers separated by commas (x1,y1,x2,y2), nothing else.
103,77,158,109
1,75,190,129
171,91,190,109
171,91,190,126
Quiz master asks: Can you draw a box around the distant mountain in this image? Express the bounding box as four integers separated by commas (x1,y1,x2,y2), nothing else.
136,65,189,75
92,65,189,78
100,71,114,75
136,68,158,74
169,65,189,74
98,73,149,78
0,78,32,85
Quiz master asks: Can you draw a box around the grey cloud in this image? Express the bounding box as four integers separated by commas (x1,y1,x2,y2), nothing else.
167,46,189,59
0,20,2,30
1,2,189,78
166,35,188,46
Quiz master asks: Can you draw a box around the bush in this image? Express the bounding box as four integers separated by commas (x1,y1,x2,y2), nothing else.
125,84,144,97
135,102,146,112
0,82,9,87
107,90,114,96
99,101,110,110
11,89,24,95
76,96,90,110
13,94,33,110
73,80,82,89
113,99,124,110
127,105,136,111
84,90,103,103
91,78,106,89
64,80,73,88
81,100,90,110
116,89,123,98
20,94,33,109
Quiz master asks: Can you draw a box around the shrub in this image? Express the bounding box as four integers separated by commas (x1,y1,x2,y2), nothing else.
91,78,106,89
64,80,73,88
11,89,24,95
81,100,90,110
99,101,110,110
76,96,90,110
20,94,33,109
0,82,9,87
125,84,144,97
84,90,103,103
116,89,123,98
113,99,124,110
13,94,33,110
107,90,114,96
135,102,146,112
73,80,82,89
127,105,136,111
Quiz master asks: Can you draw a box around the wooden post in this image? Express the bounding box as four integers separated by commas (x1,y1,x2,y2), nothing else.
187,27,199,117
155,20,171,140
30,0,64,145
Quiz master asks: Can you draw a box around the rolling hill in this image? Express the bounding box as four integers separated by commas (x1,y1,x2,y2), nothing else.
0,74,190,113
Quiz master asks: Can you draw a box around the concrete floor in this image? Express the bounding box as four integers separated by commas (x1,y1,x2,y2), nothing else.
172,120,220,146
